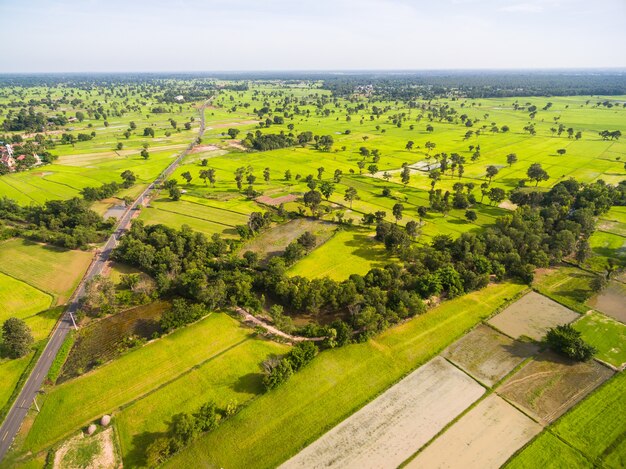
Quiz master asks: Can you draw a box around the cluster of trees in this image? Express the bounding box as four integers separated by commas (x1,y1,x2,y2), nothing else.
263,341,318,391
145,399,230,467
240,130,333,152
80,170,136,201
599,130,622,140
545,324,596,361
112,178,625,344
2,108,67,132
0,196,112,249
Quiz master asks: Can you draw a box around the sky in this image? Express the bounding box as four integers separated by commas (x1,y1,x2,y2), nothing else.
0,0,625,73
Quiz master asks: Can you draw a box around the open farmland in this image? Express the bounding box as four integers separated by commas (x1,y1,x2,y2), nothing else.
532,265,596,314
574,311,626,367
163,283,525,469
0,238,92,305
288,228,392,280
281,357,484,469
442,324,537,386
507,370,626,468
0,272,51,322
20,313,256,453
58,301,170,382
241,218,337,262
587,280,626,323
0,355,32,412
488,291,579,340
497,351,614,424
407,395,542,469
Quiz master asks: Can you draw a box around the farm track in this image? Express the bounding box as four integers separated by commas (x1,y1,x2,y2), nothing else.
0,98,213,462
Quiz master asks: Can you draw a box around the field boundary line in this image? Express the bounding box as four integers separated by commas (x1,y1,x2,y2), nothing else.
0,270,55,308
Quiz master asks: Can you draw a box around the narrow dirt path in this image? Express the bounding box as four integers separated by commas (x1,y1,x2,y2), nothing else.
234,307,324,343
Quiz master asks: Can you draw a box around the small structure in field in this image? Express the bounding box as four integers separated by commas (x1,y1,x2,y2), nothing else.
101,415,111,426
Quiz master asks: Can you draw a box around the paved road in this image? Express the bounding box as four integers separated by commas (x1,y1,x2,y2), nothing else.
0,99,211,462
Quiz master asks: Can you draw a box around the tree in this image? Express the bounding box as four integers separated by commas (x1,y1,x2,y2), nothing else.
143,127,155,137
368,164,378,176
303,190,322,215
357,160,366,174
140,149,150,160
405,140,414,151
506,153,518,166
2,318,34,358
199,170,209,185
527,163,550,187
317,167,325,180
401,165,411,185
545,324,596,361
392,203,404,223
333,169,343,183
590,275,608,292
75,111,85,122
417,206,428,222
344,187,359,209
263,167,271,182
465,209,477,223
428,168,441,187
181,171,192,184
319,181,335,200
557,148,567,156
485,165,499,184
206,168,216,187
405,220,419,238
169,186,182,201
227,128,240,139
284,169,292,181
487,187,506,205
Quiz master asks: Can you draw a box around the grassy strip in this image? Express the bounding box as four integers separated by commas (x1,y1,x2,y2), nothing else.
46,331,75,384
164,282,526,469
0,343,44,424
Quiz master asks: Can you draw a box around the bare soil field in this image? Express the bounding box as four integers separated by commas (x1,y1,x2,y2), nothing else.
442,324,538,386
488,291,579,340
587,281,626,323
279,357,485,469
406,395,542,469
53,427,118,469
240,218,336,262
497,351,614,424
188,144,220,154
256,194,298,206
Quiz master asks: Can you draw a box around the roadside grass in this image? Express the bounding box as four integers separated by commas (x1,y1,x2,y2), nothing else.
0,238,92,305
0,355,33,411
116,337,289,467
288,227,393,280
574,312,626,367
20,313,252,453
164,282,526,469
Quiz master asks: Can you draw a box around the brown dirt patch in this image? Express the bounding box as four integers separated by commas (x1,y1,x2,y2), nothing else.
256,194,298,207
189,144,220,154
497,351,614,424
488,291,579,340
209,120,258,129
53,427,118,469
228,141,247,151
407,395,542,469
280,357,484,469
442,324,538,386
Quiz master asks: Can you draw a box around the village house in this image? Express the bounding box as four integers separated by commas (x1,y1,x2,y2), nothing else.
0,143,16,171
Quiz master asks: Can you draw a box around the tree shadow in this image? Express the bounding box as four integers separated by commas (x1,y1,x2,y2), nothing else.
232,372,264,394
126,431,168,468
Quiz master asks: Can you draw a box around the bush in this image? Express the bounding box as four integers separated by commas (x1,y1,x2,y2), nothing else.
2,317,34,358
263,358,293,391
545,324,596,361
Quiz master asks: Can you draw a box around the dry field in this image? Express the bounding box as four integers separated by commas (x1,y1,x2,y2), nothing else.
498,351,614,424
488,291,579,340
442,324,538,386
53,427,118,469
587,281,626,323
279,357,484,469
406,395,542,469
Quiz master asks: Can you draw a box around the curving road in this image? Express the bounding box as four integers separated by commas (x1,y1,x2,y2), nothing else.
0,98,211,462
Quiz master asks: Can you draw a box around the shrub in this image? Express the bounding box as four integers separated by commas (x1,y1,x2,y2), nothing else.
545,324,596,361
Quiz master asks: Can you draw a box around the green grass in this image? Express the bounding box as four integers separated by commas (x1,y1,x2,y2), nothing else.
0,355,32,411
21,313,253,453
288,227,392,280
47,331,75,384
504,431,592,469
164,282,526,469
0,272,52,322
532,265,596,314
574,312,626,367
508,371,626,468
116,336,289,467
0,238,93,304
587,230,626,272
